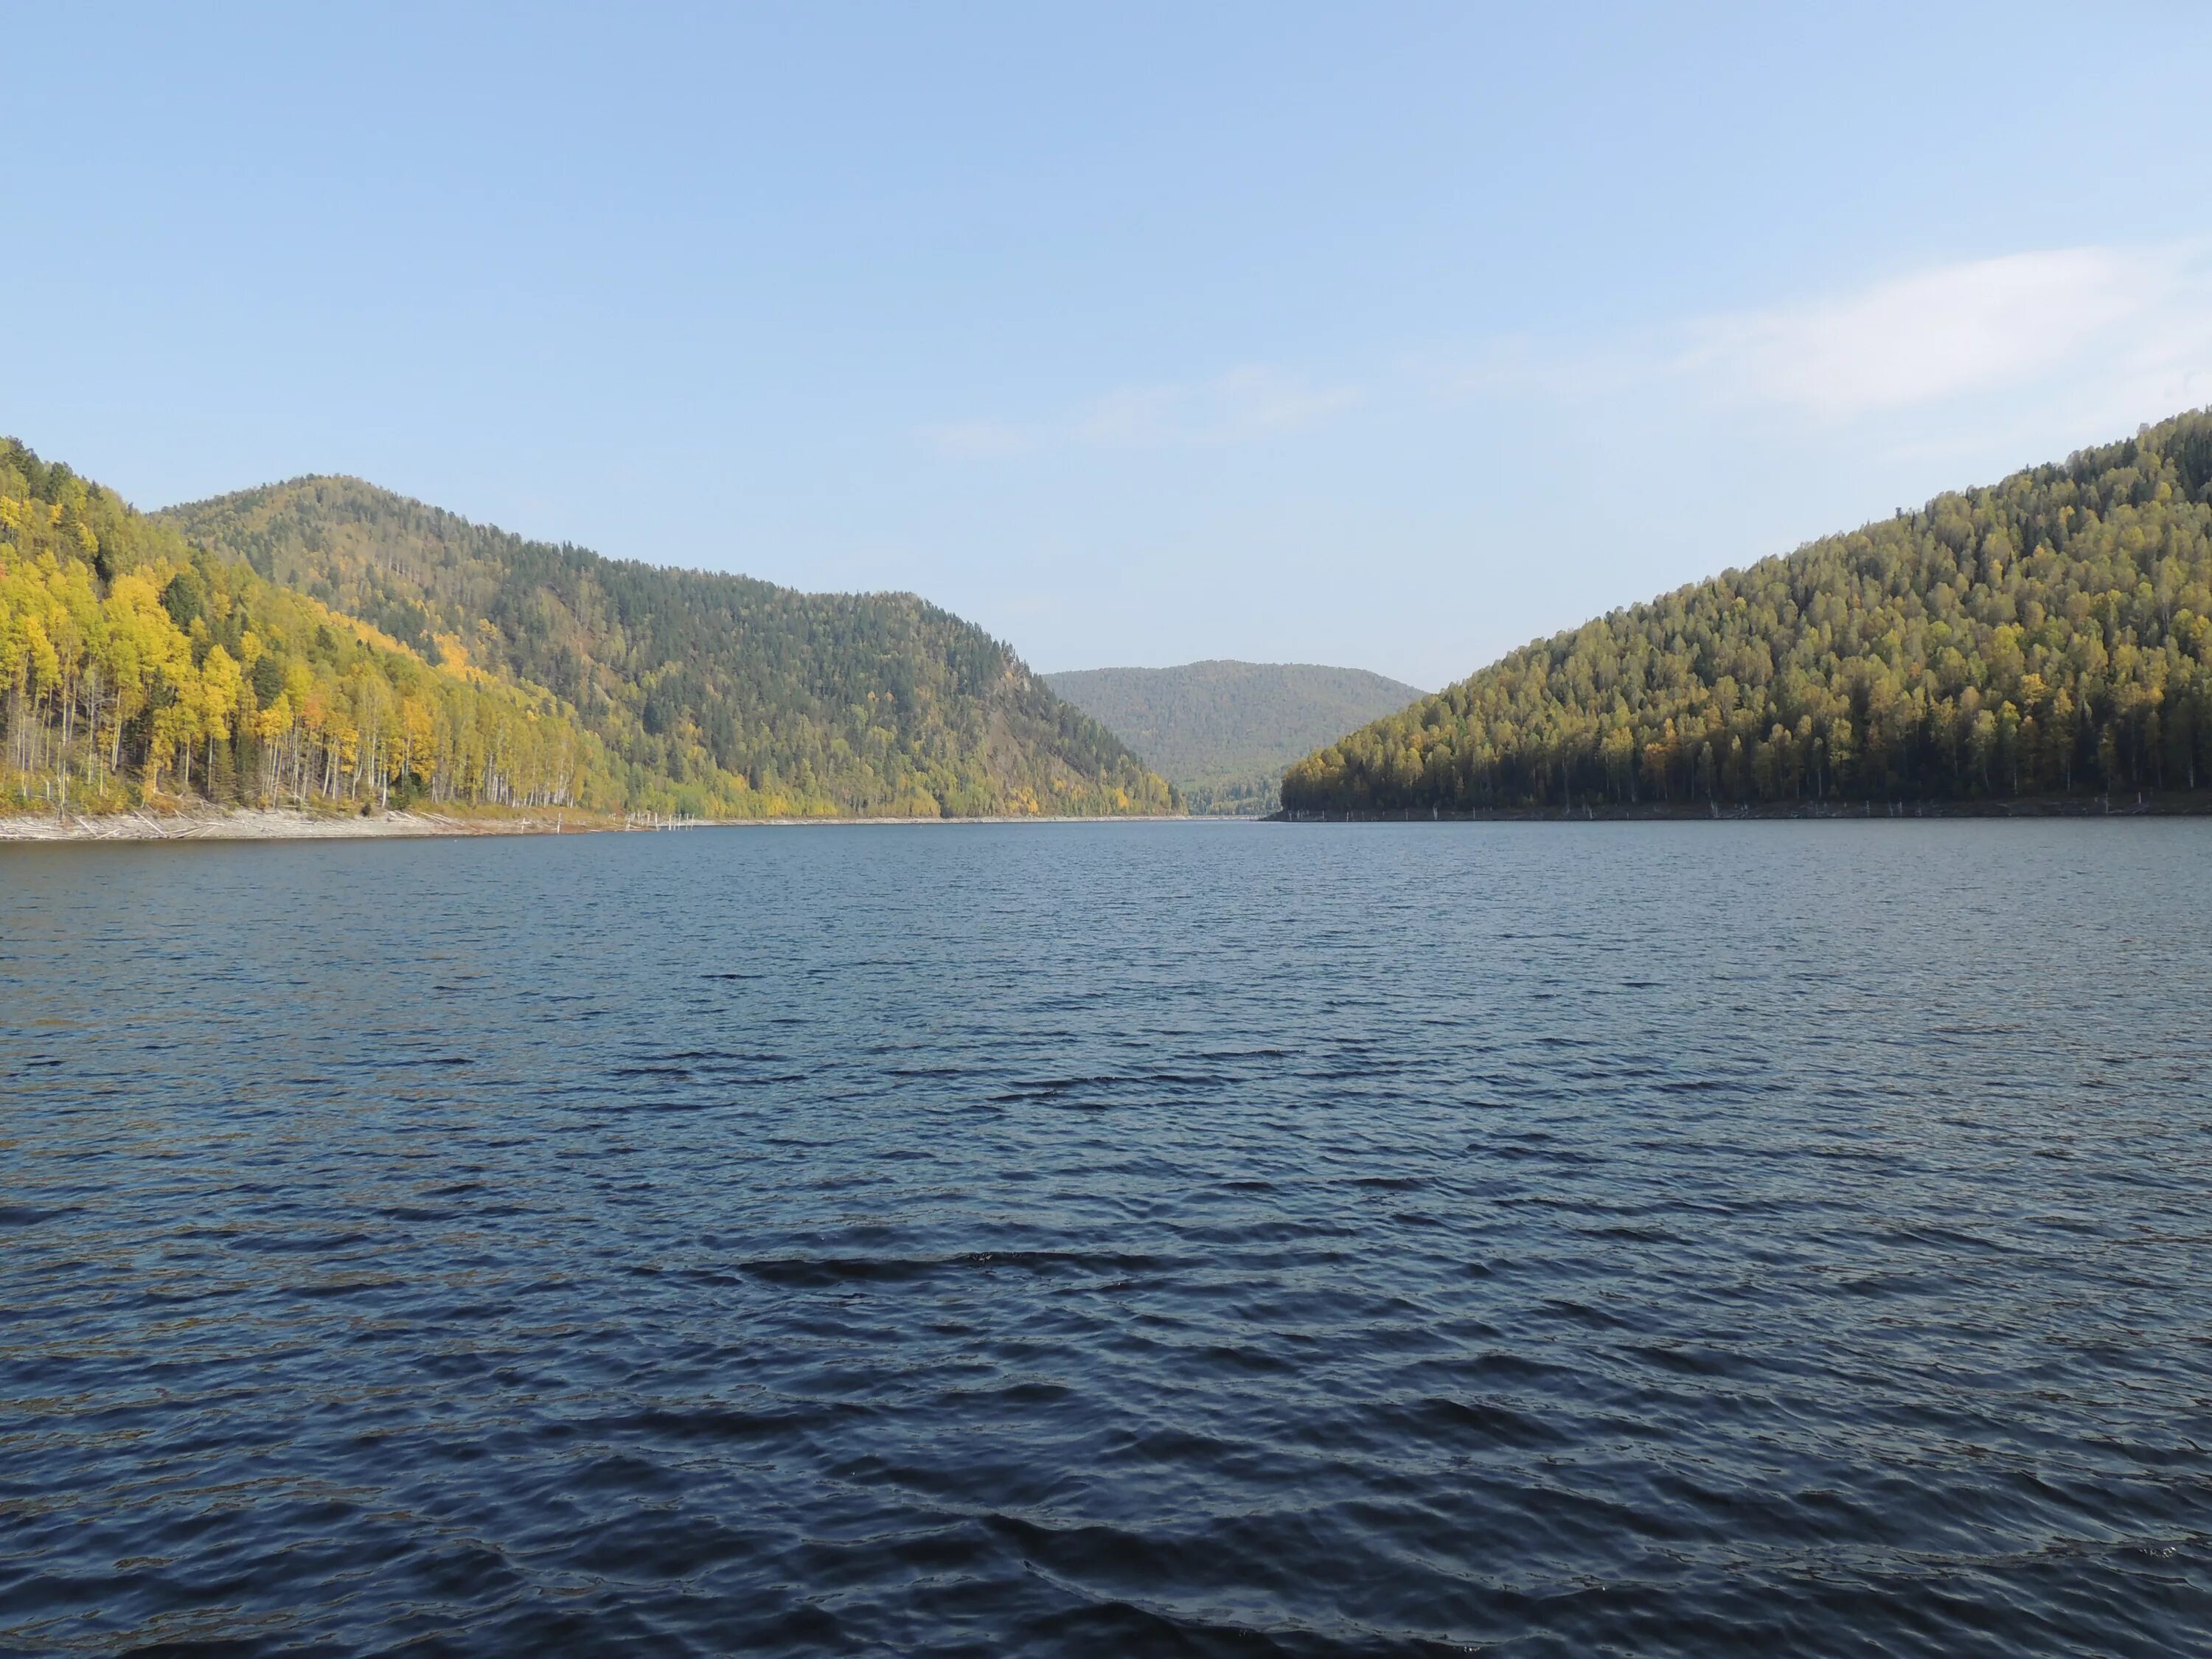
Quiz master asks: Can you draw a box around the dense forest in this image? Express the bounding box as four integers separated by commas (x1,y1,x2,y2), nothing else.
163,478,1173,819
1,441,612,816
1046,660,1425,814
1282,411,2212,815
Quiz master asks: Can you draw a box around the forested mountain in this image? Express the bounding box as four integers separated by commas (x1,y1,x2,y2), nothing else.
159,476,1173,818
2,440,612,815
1045,660,1426,814
1283,411,2212,815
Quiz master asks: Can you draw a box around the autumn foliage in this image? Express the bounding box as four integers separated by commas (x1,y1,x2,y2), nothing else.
1,442,610,815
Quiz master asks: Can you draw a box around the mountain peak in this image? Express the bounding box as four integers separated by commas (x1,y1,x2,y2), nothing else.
160,476,1174,818
1045,659,1425,815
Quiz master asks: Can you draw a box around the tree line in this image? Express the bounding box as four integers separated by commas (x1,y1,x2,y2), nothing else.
2,441,613,815
162,476,1175,818
1283,411,2212,814
1046,660,1427,815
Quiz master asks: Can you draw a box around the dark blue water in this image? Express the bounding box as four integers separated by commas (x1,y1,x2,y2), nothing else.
3,821,2210,1655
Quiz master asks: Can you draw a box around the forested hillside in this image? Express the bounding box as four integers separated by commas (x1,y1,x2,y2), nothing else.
1046,660,1425,814
2,441,612,816
1283,411,2212,815
161,477,1173,818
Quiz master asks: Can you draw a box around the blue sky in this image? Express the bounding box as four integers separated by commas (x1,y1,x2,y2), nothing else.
8,2,2212,690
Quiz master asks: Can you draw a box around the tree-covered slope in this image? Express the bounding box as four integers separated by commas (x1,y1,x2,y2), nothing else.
3,440,613,816
161,477,1173,818
1044,660,1425,815
1284,411,2212,815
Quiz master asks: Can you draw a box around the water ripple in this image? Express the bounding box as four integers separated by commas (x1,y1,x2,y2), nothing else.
2,821,2210,1655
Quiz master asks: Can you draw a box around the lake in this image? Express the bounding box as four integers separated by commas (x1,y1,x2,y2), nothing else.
3,821,2209,1655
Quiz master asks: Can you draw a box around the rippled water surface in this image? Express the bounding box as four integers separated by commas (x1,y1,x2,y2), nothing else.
4,821,2211,1655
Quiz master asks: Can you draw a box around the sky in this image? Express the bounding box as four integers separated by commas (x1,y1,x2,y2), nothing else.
7,1,2212,692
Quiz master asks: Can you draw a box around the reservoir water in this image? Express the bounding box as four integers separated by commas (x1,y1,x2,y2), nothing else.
3,821,2209,1655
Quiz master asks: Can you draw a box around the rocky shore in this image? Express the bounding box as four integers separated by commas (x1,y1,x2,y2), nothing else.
0,807,606,842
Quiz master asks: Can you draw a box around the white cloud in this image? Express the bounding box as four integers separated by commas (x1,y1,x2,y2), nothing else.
926,245,2212,471
921,364,1360,459
1678,243,2212,420
1413,242,2212,454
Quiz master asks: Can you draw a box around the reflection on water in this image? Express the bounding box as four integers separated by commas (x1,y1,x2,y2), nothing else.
2,821,2209,1655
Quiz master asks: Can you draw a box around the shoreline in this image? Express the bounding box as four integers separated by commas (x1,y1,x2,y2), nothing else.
703,813,1211,829
10,796,2207,839
1269,793,2212,822
0,807,616,843
0,807,1220,844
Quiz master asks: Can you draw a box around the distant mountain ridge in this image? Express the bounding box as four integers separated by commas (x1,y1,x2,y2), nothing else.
161,476,1173,819
1284,409,2212,816
1044,659,1426,815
